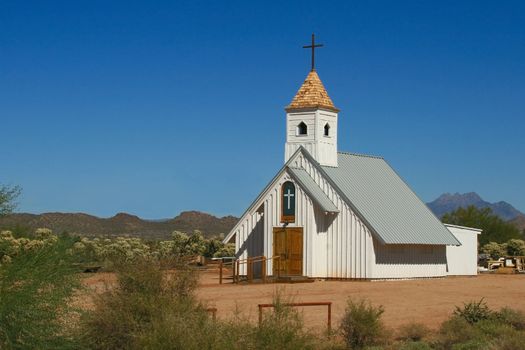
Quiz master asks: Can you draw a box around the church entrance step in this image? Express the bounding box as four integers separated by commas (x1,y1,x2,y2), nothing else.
235,275,314,284
273,275,315,284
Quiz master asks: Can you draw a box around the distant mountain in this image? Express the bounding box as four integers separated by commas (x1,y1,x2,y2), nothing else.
0,211,238,239
427,192,524,221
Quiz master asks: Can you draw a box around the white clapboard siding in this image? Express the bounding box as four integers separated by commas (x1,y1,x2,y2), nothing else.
370,243,447,279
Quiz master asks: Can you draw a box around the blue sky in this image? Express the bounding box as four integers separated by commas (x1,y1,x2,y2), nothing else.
1,1,524,218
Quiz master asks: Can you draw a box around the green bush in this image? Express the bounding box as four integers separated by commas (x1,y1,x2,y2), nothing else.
397,322,430,342
80,261,337,350
252,292,320,350
506,239,525,256
340,298,387,349
397,341,433,350
494,307,525,330
453,299,492,324
0,235,79,349
435,306,525,350
491,329,525,350
435,316,480,349
481,241,507,259
80,259,203,349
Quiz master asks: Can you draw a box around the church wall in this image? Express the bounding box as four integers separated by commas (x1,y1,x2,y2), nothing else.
291,152,374,279
234,149,451,280
234,211,264,276
370,241,447,279
232,169,315,277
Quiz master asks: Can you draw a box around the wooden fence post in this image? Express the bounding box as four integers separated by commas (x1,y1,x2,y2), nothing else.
232,258,236,283
262,256,267,283
236,259,240,284
258,304,263,325
327,302,332,332
219,259,223,284
247,257,253,283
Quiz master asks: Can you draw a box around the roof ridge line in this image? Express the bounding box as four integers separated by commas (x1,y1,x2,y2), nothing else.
337,151,384,159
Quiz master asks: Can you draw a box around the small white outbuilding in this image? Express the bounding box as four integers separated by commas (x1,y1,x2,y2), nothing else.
445,224,482,276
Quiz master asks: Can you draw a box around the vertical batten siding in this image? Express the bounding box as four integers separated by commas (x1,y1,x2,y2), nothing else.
232,150,375,279
234,170,316,276
445,225,480,276
297,151,373,279
233,211,265,276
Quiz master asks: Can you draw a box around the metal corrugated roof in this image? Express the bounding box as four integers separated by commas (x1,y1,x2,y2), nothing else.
288,167,339,213
321,152,460,245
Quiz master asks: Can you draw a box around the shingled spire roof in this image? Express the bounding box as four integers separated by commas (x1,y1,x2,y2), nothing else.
286,70,339,112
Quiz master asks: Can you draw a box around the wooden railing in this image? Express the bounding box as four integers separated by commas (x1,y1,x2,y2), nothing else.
205,301,333,331
218,255,281,284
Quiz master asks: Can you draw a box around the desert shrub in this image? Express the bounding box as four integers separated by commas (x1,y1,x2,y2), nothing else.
204,237,235,258
0,235,80,349
435,316,480,349
340,298,387,349
474,319,525,350
491,329,525,350
435,305,525,350
82,271,340,350
217,290,341,350
397,341,433,350
80,259,211,350
453,299,492,324
251,292,319,350
397,322,430,342
136,305,219,349
169,230,207,258
494,307,525,330
475,318,514,338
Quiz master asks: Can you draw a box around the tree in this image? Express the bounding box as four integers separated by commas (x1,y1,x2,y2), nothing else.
442,206,522,246
506,239,525,256
480,242,507,259
0,184,21,216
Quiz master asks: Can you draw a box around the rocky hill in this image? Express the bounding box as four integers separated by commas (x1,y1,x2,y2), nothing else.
427,192,524,221
0,211,238,239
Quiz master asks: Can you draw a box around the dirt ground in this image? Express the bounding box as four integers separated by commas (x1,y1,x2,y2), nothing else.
82,268,525,332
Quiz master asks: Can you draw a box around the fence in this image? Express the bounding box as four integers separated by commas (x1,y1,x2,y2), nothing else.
204,302,333,331
218,255,281,284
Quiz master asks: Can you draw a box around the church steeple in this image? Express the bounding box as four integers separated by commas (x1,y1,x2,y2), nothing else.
286,70,339,112
284,35,340,167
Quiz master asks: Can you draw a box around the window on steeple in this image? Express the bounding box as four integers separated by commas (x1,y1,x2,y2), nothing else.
297,122,307,136
324,123,330,136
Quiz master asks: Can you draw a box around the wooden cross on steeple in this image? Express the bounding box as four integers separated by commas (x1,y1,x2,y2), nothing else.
303,33,323,71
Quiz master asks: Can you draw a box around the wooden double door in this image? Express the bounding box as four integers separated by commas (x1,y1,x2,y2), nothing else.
273,227,303,276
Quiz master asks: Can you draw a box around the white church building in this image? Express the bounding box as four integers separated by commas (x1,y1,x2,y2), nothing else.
224,51,480,280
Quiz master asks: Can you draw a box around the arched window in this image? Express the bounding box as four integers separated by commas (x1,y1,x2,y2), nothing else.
324,123,330,136
297,122,307,136
281,181,296,223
